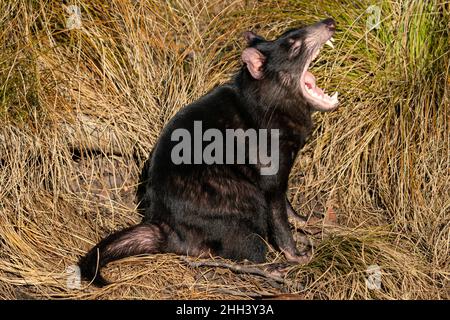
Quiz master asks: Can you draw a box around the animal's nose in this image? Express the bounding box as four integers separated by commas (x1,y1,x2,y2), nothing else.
321,18,336,31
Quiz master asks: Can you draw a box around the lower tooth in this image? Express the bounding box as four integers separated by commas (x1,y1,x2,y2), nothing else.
331,92,338,100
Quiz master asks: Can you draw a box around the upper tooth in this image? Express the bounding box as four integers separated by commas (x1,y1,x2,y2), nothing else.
330,37,335,42
325,40,334,49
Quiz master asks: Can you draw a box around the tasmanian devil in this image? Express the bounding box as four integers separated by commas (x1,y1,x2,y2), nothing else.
79,18,339,286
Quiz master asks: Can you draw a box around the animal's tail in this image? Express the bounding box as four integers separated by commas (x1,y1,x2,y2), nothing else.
78,223,165,287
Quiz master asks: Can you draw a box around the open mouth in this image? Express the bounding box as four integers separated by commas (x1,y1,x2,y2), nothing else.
301,37,339,111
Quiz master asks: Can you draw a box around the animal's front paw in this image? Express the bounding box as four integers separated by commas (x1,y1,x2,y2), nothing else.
264,262,291,278
283,249,311,264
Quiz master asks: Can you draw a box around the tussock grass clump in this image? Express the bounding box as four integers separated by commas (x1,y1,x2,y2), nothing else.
0,0,448,299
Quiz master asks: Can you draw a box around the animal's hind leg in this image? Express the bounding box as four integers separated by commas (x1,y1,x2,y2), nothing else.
158,214,269,262
217,230,268,263
160,223,215,258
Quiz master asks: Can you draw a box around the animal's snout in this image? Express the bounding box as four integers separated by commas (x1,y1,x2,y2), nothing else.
321,18,336,32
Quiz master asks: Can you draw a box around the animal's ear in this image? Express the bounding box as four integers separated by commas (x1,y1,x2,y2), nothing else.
243,31,265,46
241,47,265,80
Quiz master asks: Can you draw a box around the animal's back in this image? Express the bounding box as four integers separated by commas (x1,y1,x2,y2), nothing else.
139,84,270,260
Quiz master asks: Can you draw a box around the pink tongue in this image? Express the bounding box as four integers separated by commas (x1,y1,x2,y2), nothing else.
304,71,324,96
304,71,316,86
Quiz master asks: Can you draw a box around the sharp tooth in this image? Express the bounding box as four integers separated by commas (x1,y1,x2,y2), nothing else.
331,92,339,102
330,37,335,43
325,40,334,49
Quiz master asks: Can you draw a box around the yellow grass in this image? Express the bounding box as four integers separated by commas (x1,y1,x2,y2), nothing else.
0,0,448,299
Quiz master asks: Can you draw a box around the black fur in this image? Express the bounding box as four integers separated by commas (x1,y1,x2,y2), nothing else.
79,18,337,286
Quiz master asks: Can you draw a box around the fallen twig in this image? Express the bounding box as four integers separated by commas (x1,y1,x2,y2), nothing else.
179,256,304,291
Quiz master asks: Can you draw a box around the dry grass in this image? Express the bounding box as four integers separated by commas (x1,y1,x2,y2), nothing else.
0,0,448,299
